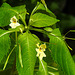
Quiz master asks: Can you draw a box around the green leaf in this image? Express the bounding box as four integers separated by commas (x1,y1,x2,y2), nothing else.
0,32,16,70
48,28,75,75
44,49,54,66
44,27,53,32
36,60,48,75
73,55,75,62
16,32,39,75
0,3,14,27
0,29,10,63
31,2,56,18
1,2,11,8
13,5,26,21
29,13,59,27
0,3,26,27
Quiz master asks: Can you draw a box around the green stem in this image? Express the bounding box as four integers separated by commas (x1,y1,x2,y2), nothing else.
64,30,75,36
15,31,18,45
65,41,72,50
65,37,75,40
48,72,55,75
3,45,17,70
29,27,49,35
19,15,27,26
47,66,58,70
0,30,18,38
30,2,39,16
19,45,23,68
40,60,46,74
29,27,62,38
41,0,47,10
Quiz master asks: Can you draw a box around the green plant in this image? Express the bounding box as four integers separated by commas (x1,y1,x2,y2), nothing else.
0,0,75,75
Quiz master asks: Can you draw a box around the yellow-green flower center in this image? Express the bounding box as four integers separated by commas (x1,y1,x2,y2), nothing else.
12,18,17,23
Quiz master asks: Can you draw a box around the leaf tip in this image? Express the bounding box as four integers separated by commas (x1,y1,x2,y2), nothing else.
57,19,60,22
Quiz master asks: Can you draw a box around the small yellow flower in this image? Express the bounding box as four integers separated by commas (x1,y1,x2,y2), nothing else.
9,16,20,28
36,43,46,60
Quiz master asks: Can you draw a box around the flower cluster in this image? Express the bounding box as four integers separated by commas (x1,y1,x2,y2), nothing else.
9,16,20,28
36,43,46,60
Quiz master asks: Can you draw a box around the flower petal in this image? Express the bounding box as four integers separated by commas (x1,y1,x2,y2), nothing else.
39,52,46,60
9,22,20,28
10,16,18,23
